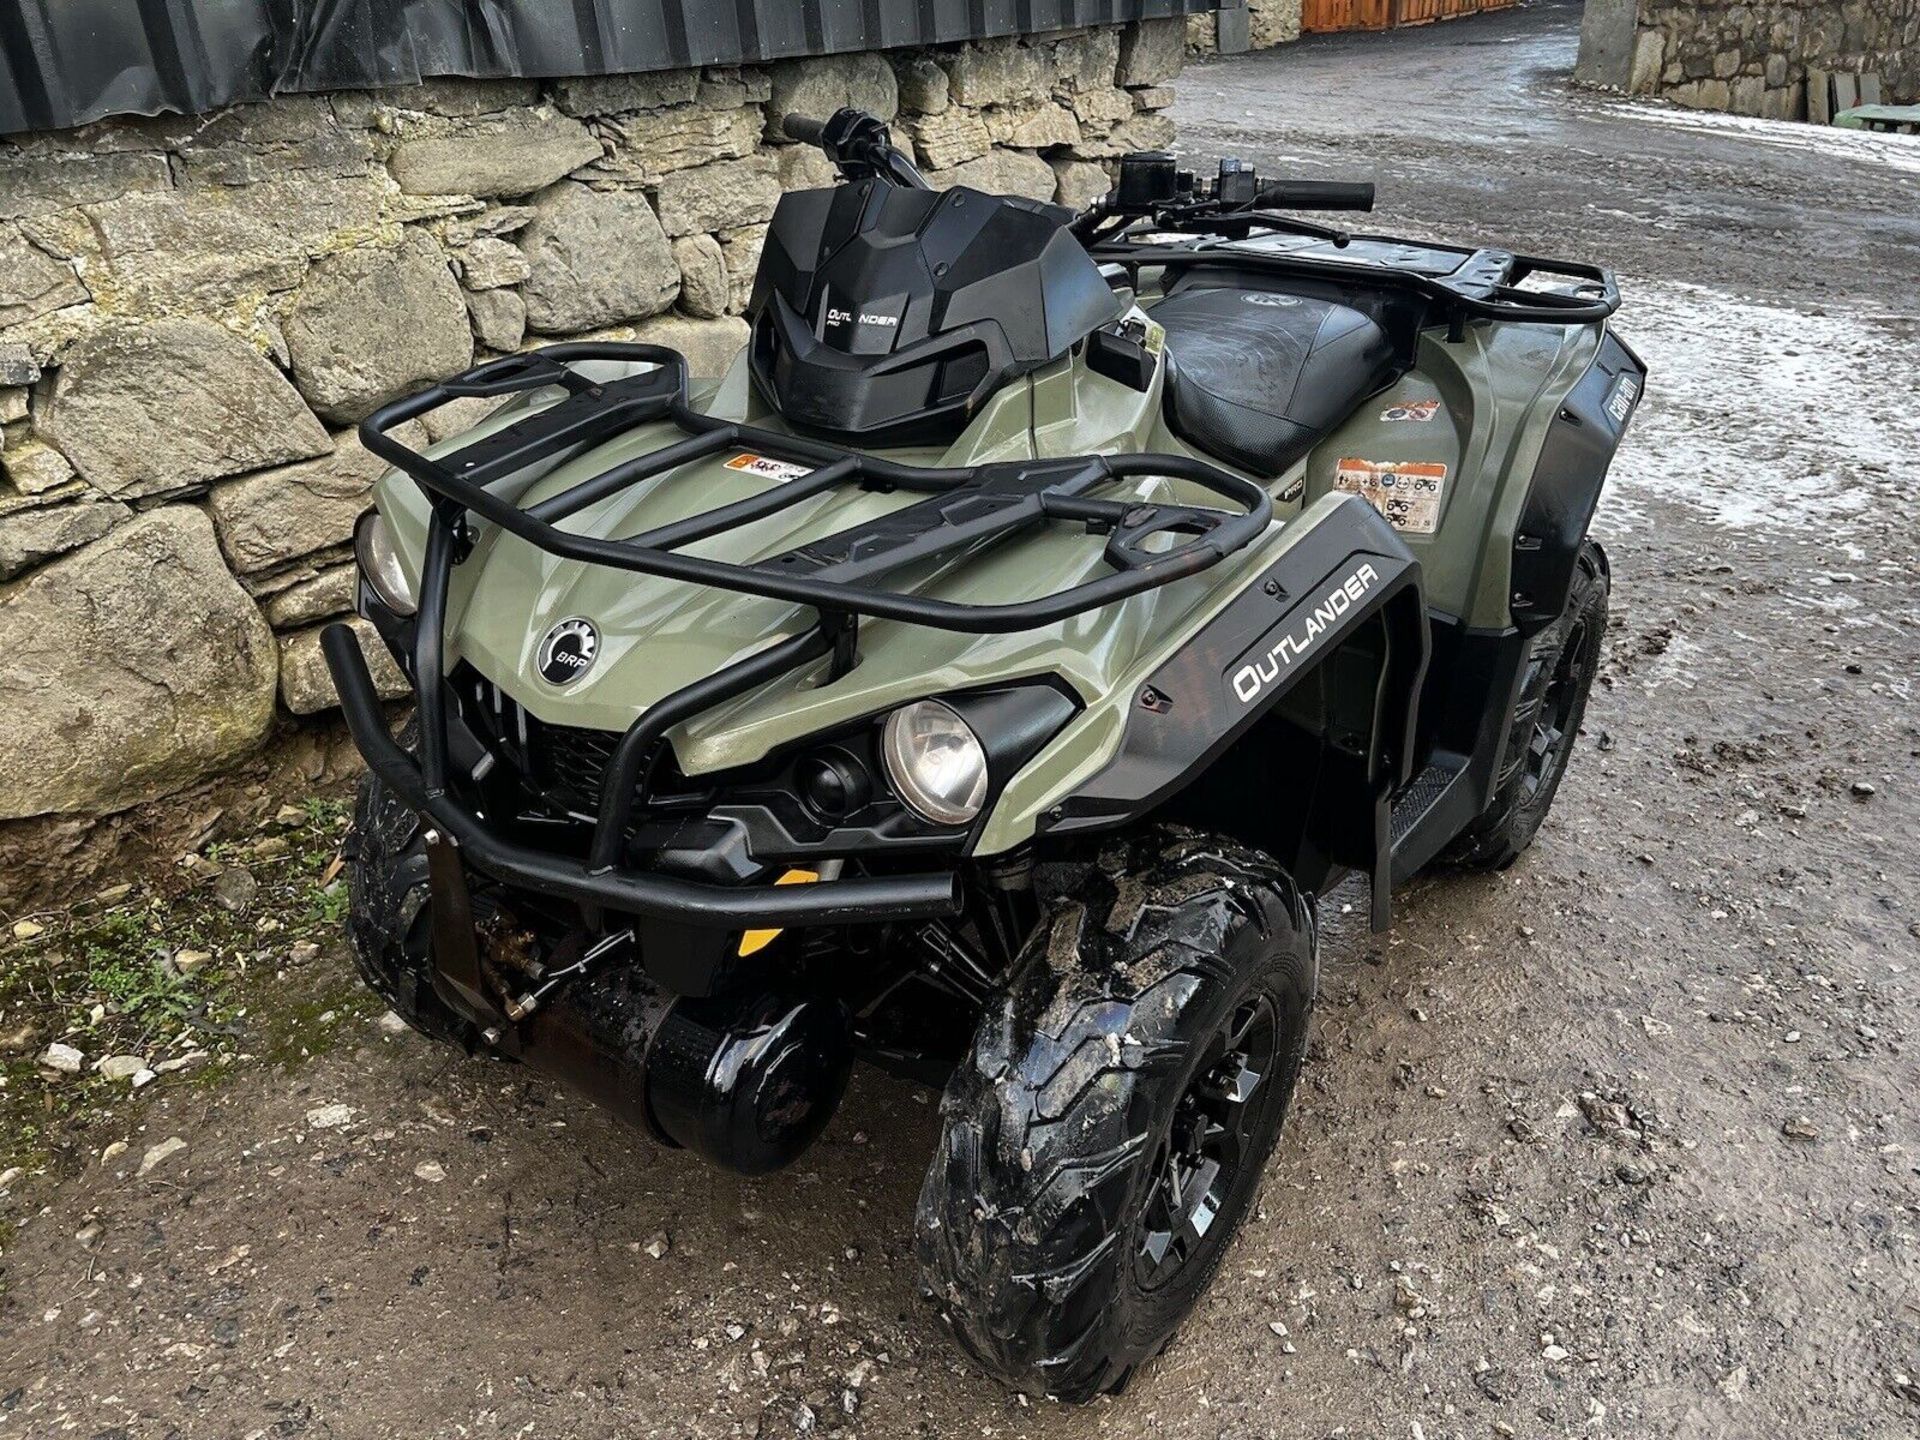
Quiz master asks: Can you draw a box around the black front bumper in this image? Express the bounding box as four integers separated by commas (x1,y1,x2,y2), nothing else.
321,623,963,929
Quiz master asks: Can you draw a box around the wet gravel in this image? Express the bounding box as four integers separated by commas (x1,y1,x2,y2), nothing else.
3,6,1917,1437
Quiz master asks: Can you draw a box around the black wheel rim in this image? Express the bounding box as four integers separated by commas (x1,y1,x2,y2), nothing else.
1521,613,1591,803
1134,995,1280,1291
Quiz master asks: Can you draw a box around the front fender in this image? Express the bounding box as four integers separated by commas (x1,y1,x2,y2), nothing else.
1032,495,1427,837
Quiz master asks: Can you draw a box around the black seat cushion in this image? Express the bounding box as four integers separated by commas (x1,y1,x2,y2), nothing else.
1150,286,1400,477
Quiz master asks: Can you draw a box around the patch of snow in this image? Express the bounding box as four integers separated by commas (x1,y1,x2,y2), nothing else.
1600,280,1919,535
1616,101,1920,178
1641,630,1703,692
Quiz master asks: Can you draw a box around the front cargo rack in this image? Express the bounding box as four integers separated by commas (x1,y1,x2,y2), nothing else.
359,341,1274,633
323,341,1275,931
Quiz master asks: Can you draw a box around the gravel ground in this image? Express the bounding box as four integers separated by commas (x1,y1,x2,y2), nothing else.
3,6,1917,1437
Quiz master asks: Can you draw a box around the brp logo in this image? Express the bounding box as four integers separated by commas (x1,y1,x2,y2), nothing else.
537,618,599,685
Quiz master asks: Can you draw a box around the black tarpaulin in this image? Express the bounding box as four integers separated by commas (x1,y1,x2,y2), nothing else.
0,0,1217,137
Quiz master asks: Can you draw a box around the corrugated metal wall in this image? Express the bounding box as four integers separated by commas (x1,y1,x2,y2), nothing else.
0,0,1219,136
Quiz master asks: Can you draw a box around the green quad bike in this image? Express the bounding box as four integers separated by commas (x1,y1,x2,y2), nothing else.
328,109,1640,1399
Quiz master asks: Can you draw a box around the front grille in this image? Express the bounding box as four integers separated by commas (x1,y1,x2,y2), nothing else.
540,724,622,808
453,665,651,819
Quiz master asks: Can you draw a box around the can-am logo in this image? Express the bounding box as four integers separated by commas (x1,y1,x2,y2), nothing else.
1243,292,1301,308
1230,564,1380,705
1604,374,1640,426
537,617,599,686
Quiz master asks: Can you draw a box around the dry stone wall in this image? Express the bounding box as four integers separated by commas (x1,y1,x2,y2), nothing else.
0,22,1185,863
1188,1,1304,53
1578,0,1920,116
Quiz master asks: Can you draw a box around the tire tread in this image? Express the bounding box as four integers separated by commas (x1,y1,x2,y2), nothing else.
916,828,1316,1401
1443,541,1609,871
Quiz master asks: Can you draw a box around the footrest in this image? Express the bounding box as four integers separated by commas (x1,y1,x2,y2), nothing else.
1390,758,1464,845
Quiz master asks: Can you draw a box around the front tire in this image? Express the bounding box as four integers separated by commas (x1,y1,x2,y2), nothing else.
342,735,479,1048
916,828,1317,1402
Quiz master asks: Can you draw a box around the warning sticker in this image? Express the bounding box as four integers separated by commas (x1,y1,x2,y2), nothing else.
1333,459,1449,535
1380,398,1442,424
725,453,813,483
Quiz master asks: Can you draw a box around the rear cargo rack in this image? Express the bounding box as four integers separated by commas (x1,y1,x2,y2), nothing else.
1093,229,1622,339
335,342,1276,910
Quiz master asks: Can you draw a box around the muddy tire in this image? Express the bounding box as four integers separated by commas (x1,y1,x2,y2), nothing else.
342,729,479,1048
1444,541,1610,871
916,828,1317,1402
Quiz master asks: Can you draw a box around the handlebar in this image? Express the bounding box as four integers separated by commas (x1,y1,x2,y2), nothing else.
782,114,826,146
1255,180,1375,212
781,109,929,190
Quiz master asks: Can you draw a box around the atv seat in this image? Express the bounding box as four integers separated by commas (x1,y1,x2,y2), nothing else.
1151,286,1400,478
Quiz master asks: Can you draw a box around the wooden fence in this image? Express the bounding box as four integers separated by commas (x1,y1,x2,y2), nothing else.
1302,0,1517,33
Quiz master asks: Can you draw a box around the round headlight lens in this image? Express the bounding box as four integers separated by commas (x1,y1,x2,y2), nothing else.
882,701,989,827
354,511,417,618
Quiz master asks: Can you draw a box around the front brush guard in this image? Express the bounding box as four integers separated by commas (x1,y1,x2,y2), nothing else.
322,624,962,930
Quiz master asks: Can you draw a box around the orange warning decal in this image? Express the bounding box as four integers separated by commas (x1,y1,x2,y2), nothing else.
1333,459,1449,535
725,453,813,482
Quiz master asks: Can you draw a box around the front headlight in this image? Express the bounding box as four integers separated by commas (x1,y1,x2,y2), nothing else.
353,511,417,618
882,700,989,826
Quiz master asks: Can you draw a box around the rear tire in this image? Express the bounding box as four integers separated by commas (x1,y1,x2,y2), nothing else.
1443,540,1609,871
916,828,1317,1402
343,725,480,1048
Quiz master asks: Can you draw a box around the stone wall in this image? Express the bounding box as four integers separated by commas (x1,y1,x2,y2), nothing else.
1577,0,1920,116
0,21,1186,902
1188,0,1305,53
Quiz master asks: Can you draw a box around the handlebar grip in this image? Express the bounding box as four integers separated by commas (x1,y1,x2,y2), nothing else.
782,114,827,146
1257,180,1376,212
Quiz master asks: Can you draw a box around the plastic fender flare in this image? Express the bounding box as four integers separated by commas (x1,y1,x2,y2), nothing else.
1509,328,1644,633
1041,496,1428,836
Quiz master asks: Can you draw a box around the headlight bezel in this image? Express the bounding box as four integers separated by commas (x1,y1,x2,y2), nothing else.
353,510,418,619
881,699,991,828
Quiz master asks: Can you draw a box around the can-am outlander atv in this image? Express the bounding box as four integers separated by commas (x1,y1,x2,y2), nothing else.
328,109,1641,1400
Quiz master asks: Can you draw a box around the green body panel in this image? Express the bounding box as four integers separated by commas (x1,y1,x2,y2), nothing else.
373,307,1607,857
1299,321,1604,628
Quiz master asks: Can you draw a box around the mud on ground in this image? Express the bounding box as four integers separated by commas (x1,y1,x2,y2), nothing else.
2,6,1917,1437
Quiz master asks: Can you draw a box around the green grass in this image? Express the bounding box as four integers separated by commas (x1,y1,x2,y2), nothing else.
304,882,351,928
305,795,348,828
86,955,199,1026
0,791,375,1177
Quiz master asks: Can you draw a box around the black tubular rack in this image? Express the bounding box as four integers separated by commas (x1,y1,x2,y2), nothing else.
1093,234,1623,337
324,342,1274,928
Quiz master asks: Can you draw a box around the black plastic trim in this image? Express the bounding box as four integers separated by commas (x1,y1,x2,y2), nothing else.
1509,328,1644,632
1387,622,1528,881
1044,496,1426,834
747,178,1122,445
